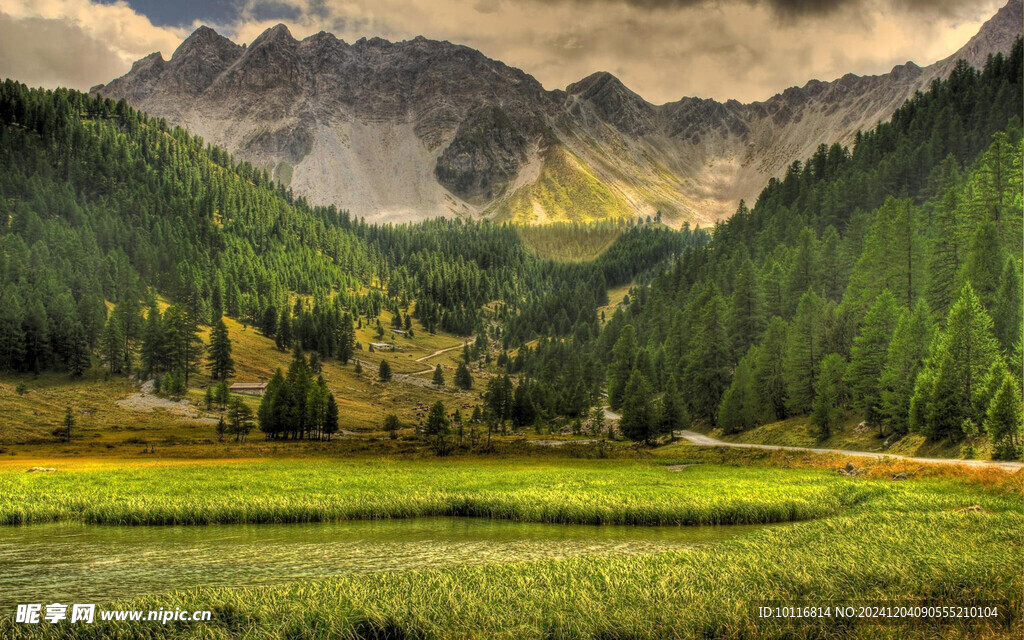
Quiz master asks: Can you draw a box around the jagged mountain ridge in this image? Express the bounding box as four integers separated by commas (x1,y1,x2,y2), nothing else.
93,0,1023,226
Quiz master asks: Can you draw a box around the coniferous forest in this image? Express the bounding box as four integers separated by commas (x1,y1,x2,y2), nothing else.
0,40,1021,459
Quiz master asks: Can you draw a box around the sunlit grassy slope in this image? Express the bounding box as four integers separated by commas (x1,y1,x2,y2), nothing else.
491,146,634,224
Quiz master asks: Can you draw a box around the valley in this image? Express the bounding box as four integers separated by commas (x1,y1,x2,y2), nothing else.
0,3,1021,638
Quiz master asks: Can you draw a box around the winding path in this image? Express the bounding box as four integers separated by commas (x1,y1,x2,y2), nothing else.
415,345,463,363
675,430,1023,472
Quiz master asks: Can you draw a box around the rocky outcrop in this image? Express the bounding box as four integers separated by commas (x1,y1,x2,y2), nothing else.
92,1,1022,225
435,106,532,202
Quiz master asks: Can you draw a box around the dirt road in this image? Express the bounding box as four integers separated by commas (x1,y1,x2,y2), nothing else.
675,430,1023,472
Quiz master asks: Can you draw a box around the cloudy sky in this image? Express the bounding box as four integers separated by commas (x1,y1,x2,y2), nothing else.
0,0,1006,103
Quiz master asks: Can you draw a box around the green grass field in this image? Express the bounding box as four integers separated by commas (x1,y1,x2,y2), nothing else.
0,452,1019,639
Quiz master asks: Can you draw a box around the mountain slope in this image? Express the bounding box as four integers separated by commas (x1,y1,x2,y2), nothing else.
92,0,1023,226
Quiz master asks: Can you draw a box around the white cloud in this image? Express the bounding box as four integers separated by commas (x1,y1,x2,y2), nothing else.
0,0,186,90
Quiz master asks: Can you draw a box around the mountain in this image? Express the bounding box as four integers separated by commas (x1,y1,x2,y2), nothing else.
92,0,1023,226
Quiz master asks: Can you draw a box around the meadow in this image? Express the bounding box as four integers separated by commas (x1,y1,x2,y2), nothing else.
0,307,478,448
0,451,1018,639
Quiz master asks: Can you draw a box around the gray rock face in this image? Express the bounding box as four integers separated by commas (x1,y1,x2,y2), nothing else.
92,0,1022,225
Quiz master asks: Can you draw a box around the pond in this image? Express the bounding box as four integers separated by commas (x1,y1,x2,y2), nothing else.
0,518,768,607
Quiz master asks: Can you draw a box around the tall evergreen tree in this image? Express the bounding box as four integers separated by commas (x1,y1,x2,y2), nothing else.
717,347,763,434
784,290,824,415
378,359,392,382
163,304,203,386
879,299,935,435
607,324,637,410
683,291,731,423
992,258,1022,351
911,284,1000,440
207,317,235,381
424,400,451,455
101,314,126,375
754,317,789,420
984,372,1022,459
619,370,656,443
844,290,900,433
811,353,847,439
728,258,765,360
657,374,688,435
454,362,473,390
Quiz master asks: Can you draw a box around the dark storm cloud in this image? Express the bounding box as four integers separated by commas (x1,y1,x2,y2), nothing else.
568,0,988,21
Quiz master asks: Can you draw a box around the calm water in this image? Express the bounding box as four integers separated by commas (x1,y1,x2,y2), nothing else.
0,518,766,607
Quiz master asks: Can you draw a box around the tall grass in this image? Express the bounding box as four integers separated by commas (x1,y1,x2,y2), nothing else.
0,459,874,526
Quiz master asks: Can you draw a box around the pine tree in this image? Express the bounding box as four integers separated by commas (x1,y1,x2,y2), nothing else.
786,228,818,312
992,258,1022,351
425,400,451,455
728,258,765,360
657,375,688,435
984,372,1022,460
61,406,75,442
619,369,656,443
432,364,445,387
454,362,473,390
383,413,401,439
101,314,126,374
811,354,846,439
717,347,762,434
66,322,90,378
890,200,926,308
845,290,900,433
784,290,824,415
879,299,934,435
323,393,339,441
0,285,26,371
207,317,235,381
163,304,203,386
276,307,292,351
216,415,227,442
960,220,1002,310
683,291,731,423
607,324,637,410
227,397,254,442
754,317,789,420
511,379,537,428
927,156,966,317
258,368,287,440
911,284,1000,440
378,359,392,382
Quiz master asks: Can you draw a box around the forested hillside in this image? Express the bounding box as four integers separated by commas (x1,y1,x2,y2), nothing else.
0,80,701,388
593,43,1023,457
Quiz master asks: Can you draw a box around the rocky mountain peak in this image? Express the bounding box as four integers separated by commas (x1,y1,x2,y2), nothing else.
92,1,1021,226
171,25,242,62
566,71,656,134
249,23,297,50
